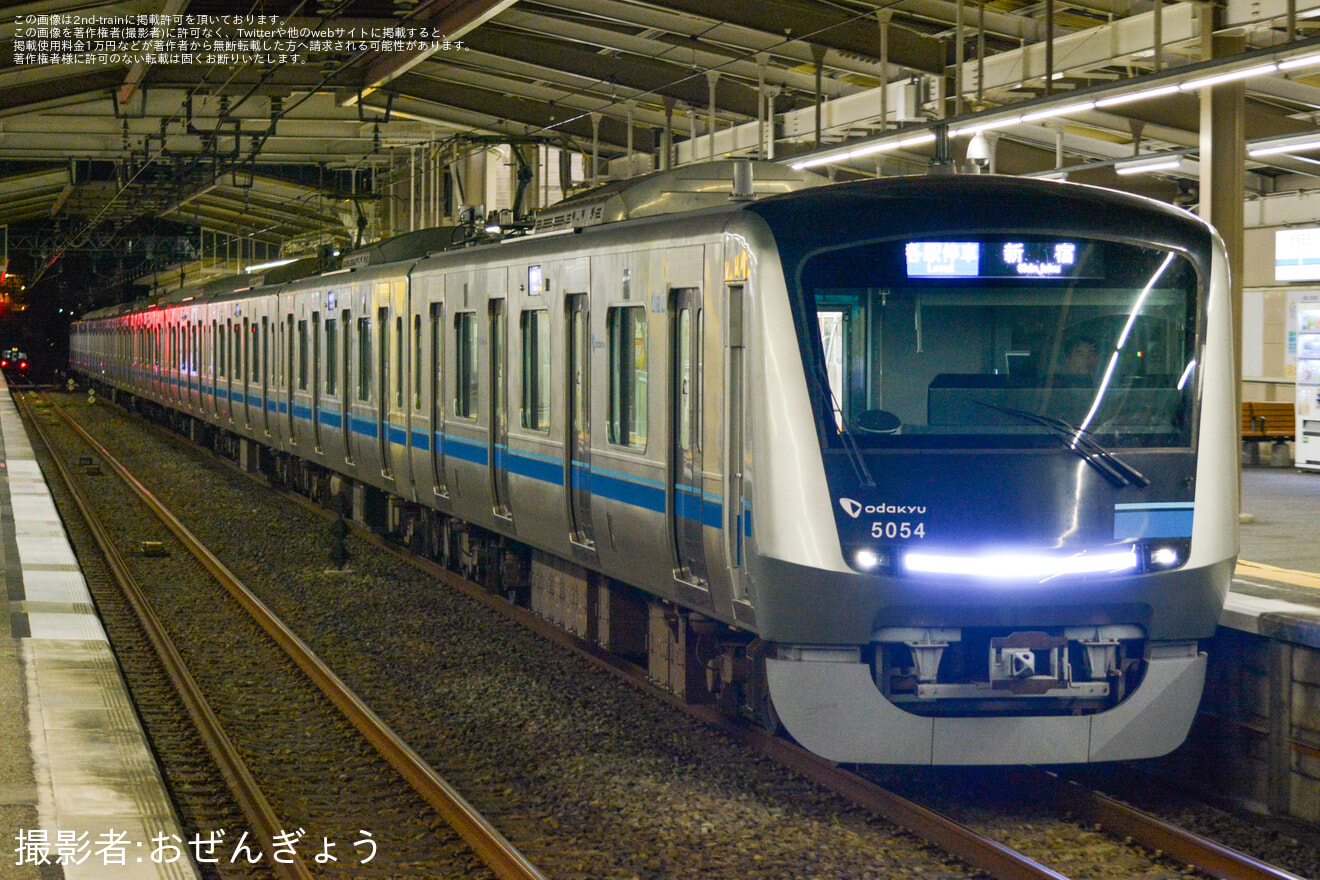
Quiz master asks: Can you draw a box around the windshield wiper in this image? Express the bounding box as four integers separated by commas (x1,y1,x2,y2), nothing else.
812,366,875,487
973,401,1150,489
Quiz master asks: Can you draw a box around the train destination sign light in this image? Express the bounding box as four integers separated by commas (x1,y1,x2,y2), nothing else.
904,240,1102,279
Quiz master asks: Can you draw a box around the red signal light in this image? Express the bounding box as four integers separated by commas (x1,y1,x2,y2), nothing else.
1,360,8,368
18,361,26,370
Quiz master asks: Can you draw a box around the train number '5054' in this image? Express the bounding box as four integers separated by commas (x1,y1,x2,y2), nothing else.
871,521,925,539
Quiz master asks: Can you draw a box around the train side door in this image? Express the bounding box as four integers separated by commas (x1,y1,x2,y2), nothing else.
429,299,446,495
378,300,392,478
725,283,748,602
389,278,412,491
341,305,353,464
311,310,322,450
286,314,298,444
565,293,594,549
242,316,253,429
264,315,274,438
670,287,707,586
490,296,512,519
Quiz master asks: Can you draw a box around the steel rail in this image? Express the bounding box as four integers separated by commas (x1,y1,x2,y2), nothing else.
300,485,1076,880
1020,769,1311,880
17,392,316,880
43,394,547,880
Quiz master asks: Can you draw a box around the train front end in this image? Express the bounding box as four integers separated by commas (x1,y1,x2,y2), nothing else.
741,176,1236,765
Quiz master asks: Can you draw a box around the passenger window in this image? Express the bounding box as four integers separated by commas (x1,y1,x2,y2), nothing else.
297,320,309,390
413,315,423,410
357,317,372,401
607,306,648,448
325,319,338,396
520,309,550,431
395,315,404,408
232,324,241,382
455,311,478,418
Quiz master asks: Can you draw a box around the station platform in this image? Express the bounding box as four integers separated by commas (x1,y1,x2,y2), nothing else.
1229,467,1320,644
0,380,199,879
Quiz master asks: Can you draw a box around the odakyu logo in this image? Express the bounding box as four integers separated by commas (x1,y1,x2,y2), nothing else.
839,498,928,518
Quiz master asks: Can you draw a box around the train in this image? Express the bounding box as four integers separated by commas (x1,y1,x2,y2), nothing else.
70,160,1237,765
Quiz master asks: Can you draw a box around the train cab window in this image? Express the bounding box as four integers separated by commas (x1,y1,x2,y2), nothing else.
455,311,478,419
519,309,550,431
357,317,372,401
298,319,309,390
798,238,1200,450
325,319,338,396
607,306,647,448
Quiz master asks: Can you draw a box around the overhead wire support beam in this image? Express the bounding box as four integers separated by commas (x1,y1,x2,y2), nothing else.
116,0,190,105
787,34,1320,171
339,0,520,106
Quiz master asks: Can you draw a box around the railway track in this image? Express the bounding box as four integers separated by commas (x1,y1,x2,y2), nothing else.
19,390,541,880
23,388,1316,880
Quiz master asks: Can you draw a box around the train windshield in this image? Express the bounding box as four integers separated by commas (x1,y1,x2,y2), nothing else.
798,237,1200,450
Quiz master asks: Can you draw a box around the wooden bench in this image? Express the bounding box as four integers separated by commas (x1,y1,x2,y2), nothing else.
1241,401,1296,442
1241,401,1295,466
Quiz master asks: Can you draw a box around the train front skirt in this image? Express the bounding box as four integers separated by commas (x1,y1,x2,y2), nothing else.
766,642,1205,764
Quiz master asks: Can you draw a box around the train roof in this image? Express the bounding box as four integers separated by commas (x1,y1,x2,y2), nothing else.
532,160,829,232
76,170,1216,326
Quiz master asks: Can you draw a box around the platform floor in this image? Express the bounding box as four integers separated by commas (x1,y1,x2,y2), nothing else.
0,381,199,880
1228,466,1320,643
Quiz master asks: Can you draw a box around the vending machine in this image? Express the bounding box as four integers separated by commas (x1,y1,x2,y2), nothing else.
1296,294,1320,471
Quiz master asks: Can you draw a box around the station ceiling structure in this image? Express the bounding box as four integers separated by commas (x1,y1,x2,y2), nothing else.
1,0,1319,294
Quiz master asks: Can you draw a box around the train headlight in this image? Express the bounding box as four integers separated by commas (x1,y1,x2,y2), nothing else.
1142,540,1190,571
903,546,1139,579
845,547,891,574
855,549,883,571
1151,547,1179,566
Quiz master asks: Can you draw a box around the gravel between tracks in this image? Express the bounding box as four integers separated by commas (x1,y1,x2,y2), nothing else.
30,396,493,880
50,396,972,879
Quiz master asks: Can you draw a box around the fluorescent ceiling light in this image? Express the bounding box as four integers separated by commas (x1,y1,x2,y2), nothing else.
1179,63,1278,90
1095,84,1181,108
849,132,937,158
791,131,937,169
791,154,838,170
1115,155,1184,175
1280,52,1320,69
950,115,1022,138
244,258,297,273
1248,136,1320,158
1020,101,1095,123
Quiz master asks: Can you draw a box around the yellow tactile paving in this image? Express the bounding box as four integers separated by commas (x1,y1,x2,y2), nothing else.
1236,558,1320,591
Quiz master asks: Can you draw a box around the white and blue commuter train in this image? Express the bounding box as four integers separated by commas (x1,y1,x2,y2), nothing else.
71,161,1237,765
